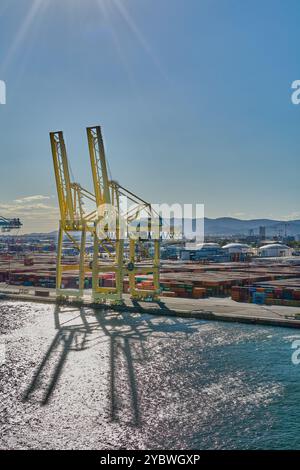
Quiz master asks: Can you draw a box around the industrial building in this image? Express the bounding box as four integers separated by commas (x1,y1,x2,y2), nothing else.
180,242,228,262
161,244,182,260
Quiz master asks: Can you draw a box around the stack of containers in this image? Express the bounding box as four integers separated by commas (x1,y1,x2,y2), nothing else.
231,286,250,302
231,284,300,307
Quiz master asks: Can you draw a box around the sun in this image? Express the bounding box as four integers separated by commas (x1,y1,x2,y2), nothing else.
0,0,45,73
0,0,166,80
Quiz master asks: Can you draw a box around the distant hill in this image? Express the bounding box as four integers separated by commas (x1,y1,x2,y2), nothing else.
201,217,300,236
18,218,300,238
170,217,300,237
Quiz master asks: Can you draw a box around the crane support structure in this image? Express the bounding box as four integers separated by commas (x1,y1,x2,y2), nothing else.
114,182,161,300
51,125,161,304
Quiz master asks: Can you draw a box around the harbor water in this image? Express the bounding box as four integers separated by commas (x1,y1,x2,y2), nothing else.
1,300,300,450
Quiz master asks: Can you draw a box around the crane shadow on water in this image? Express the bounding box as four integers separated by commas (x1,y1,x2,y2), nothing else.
23,304,199,426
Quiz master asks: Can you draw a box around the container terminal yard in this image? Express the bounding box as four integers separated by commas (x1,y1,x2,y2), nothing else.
2,127,300,452
2,249,300,328
1,125,300,329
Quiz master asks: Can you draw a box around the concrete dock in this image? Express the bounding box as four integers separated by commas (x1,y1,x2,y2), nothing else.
1,284,300,328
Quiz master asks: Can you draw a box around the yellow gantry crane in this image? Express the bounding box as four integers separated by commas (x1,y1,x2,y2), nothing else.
50,125,161,304
87,126,124,303
50,131,95,299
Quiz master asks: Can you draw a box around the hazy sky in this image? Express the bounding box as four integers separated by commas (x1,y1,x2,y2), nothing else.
0,0,300,233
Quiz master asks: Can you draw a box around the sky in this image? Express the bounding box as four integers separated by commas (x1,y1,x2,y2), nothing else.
0,0,300,233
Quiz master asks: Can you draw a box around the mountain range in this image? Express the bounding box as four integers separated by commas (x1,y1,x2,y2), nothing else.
199,217,300,237
11,218,300,238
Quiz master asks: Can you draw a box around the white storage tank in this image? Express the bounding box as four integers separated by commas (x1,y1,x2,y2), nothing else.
259,243,292,257
222,243,251,254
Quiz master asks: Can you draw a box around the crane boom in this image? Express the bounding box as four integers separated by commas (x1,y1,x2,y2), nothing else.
50,131,75,224
87,126,111,208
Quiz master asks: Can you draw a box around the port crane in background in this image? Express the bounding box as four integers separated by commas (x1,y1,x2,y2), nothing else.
0,216,22,232
50,126,161,303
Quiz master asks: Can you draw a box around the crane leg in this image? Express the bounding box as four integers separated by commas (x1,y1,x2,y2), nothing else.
92,231,124,304
115,239,124,299
56,223,63,293
153,240,160,291
92,232,98,299
79,226,86,294
129,239,136,296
